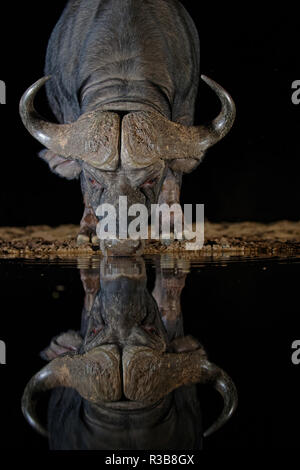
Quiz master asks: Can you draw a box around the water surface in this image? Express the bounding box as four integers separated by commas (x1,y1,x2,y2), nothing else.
0,253,299,449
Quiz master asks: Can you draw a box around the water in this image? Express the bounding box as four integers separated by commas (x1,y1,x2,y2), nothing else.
0,254,299,449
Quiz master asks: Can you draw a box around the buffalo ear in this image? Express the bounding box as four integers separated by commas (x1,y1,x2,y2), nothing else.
40,330,82,361
38,149,81,180
168,158,203,174
169,335,202,353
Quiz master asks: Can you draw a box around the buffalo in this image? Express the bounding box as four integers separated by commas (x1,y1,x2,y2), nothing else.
19,0,235,255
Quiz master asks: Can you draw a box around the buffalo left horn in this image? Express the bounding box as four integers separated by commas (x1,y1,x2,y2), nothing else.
19,77,120,170
123,346,238,437
121,75,235,166
22,345,121,436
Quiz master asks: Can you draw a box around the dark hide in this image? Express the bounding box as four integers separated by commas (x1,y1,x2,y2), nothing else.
45,0,200,126
48,386,202,450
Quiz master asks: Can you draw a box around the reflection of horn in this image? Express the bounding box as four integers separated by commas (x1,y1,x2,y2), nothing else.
121,76,235,169
19,77,120,170
201,361,238,437
22,356,73,437
123,346,237,437
22,345,121,436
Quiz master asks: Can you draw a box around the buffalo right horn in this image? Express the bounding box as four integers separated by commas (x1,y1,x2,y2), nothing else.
19,77,120,170
19,77,73,155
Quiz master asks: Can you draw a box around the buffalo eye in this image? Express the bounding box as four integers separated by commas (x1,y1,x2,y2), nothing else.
141,178,157,188
89,326,103,338
142,325,158,335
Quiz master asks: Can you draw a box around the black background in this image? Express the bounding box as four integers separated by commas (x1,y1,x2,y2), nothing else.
0,0,299,453
0,1,299,226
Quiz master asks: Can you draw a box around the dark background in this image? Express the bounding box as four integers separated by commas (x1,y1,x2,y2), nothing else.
0,1,299,226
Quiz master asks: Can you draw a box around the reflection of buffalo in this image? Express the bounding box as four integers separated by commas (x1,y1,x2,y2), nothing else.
22,258,237,449
48,386,202,450
19,0,235,256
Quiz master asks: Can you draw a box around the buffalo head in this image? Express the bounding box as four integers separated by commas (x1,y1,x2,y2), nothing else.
19,76,235,255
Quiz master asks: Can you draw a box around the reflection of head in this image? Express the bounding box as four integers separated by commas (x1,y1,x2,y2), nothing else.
48,386,202,450
22,258,237,443
81,259,168,353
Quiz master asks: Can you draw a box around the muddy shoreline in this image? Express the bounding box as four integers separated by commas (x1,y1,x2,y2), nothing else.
0,221,299,259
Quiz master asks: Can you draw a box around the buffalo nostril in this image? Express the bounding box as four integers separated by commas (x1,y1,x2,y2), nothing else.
100,239,145,256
